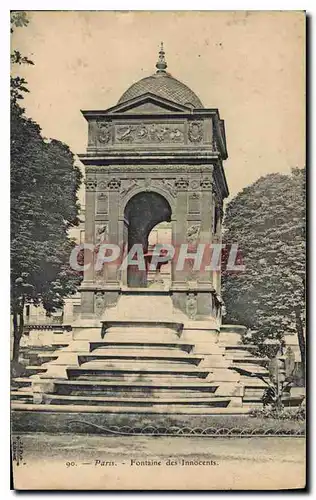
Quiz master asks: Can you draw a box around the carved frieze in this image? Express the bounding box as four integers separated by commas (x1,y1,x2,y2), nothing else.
115,122,185,144
155,178,177,197
107,178,121,191
85,179,97,191
190,179,200,190
120,179,140,197
96,120,111,144
175,177,189,191
144,178,151,190
87,165,214,174
200,178,213,190
188,120,203,143
97,180,108,190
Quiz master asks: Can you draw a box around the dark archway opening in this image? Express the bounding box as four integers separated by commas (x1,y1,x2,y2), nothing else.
124,191,172,287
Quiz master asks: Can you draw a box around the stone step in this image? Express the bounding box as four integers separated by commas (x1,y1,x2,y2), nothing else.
224,345,258,351
11,402,250,414
13,377,218,388
243,398,263,403
55,379,217,388
67,365,210,381
78,359,203,369
78,351,202,365
21,344,69,352
103,334,182,343
89,341,194,353
232,363,268,375
243,387,265,398
11,391,34,403
243,402,262,408
102,324,182,337
242,380,268,388
38,394,232,408
31,355,59,365
225,351,254,358
232,357,267,366
13,377,218,393
53,381,218,398
11,389,228,405
25,366,48,375
282,395,305,407
72,374,207,383
11,377,33,388
220,325,248,334
38,350,202,365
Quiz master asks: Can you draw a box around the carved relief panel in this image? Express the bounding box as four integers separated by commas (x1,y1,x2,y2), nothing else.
95,224,108,244
96,192,108,214
88,120,112,148
188,192,201,214
188,120,203,143
87,118,215,148
94,291,106,316
114,122,185,144
186,292,197,320
96,120,111,144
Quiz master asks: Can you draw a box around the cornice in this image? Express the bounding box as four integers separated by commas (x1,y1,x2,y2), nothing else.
79,149,219,165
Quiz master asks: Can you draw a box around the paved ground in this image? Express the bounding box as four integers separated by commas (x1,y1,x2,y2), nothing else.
12,433,306,490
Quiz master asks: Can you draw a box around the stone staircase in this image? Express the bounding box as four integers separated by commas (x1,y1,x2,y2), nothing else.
11,319,270,414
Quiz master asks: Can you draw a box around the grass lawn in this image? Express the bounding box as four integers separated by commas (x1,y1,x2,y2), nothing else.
12,410,305,435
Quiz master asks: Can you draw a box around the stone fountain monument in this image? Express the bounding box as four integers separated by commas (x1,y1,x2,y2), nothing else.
12,45,268,425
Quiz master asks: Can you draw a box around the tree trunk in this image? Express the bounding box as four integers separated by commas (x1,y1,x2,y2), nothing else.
12,311,20,362
294,307,305,378
12,300,25,363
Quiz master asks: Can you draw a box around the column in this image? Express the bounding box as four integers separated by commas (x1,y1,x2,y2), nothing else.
171,176,188,285
81,175,96,314
106,177,121,286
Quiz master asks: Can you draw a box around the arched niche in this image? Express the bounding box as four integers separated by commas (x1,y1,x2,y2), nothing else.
123,191,172,287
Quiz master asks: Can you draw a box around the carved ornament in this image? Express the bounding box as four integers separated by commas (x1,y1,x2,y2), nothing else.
186,292,197,320
96,120,111,144
187,224,201,244
95,292,106,316
200,178,213,190
188,120,203,143
85,179,97,191
175,177,189,191
115,122,184,144
107,178,121,191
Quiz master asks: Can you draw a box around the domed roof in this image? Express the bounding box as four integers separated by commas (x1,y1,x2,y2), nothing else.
118,44,203,109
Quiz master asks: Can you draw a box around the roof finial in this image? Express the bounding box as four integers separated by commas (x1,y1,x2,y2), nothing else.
156,42,167,73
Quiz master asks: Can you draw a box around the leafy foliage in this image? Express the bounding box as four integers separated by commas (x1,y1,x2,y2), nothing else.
232,343,303,411
11,12,83,361
11,11,29,31
10,12,34,105
249,405,305,421
222,169,306,365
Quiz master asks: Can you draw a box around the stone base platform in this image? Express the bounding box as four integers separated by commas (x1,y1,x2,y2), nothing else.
12,293,270,415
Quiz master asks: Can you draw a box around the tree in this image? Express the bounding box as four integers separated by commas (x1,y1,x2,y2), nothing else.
10,11,34,105
232,340,299,411
222,169,306,370
11,12,82,363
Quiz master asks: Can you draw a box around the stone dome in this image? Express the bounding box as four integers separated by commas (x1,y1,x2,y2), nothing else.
118,43,203,109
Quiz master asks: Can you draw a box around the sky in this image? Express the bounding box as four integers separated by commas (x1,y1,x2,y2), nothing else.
11,10,305,200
